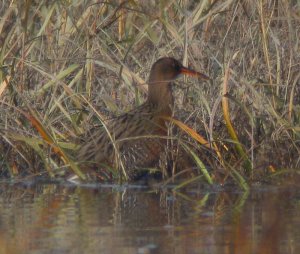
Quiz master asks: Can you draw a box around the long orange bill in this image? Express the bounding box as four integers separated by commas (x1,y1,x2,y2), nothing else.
180,66,210,80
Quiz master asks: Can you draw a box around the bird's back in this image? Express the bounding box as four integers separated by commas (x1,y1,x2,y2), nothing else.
77,103,168,179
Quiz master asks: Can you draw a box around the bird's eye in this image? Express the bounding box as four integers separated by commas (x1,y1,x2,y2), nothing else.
172,61,180,71
171,60,177,67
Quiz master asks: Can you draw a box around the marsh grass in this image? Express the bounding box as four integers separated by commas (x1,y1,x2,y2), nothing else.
0,0,299,187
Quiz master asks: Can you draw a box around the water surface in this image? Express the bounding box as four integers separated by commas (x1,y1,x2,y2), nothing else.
0,182,299,254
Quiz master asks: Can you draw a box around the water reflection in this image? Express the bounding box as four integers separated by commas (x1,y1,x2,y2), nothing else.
0,182,299,254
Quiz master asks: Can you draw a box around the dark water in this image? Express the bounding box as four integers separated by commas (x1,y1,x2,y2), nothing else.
0,182,299,254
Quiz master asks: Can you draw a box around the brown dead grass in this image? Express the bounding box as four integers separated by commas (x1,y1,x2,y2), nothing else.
0,0,299,187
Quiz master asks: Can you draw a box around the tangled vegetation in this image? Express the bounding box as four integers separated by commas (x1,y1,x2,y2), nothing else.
0,0,299,189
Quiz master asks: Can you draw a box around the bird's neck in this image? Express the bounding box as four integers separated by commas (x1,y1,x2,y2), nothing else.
147,81,174,116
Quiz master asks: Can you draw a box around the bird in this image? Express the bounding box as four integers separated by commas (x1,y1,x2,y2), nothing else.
76,57,209,181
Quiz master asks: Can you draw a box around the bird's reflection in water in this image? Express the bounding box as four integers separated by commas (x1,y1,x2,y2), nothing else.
0,183,298,254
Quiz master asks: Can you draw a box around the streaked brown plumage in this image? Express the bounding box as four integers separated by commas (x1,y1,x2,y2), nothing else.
77,57,209,180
